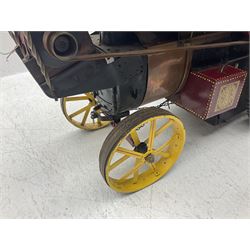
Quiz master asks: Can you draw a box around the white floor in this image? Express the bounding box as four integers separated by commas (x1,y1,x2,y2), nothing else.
0,72,249,218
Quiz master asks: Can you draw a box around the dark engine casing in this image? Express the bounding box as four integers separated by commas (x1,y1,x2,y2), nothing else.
16,32,148,101
95,55,147,115
15,32,249,118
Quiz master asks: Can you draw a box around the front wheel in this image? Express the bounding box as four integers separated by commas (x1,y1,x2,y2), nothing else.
99,107,186,193
60,92,110,130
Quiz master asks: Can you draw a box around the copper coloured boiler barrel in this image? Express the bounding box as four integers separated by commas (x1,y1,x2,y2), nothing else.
142,42,193,105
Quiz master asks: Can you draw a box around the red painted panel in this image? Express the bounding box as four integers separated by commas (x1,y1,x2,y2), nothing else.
174,65,248,119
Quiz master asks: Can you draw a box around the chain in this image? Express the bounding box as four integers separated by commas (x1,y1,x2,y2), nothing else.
133,99,174,131
135,98,174,111
157,99,174,109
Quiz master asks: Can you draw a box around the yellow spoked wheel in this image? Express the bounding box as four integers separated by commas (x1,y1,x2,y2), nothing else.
99,107,186,193
60,93,110,130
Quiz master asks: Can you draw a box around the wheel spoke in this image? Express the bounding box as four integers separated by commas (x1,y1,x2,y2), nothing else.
148,120,156,150
146,162,156,171
133,159,141,183
81,107,90,125
145,162,159,176
109,155,130,171
130,130,140,146
97,117,102,126
154,150,170,158
119,159,144,182
155,120,173,137
116,147,144,158
85,93,95,103
69,105,90,119
144,120,173,144
85,92,93,98
65,96,88,102
94,109,102,126
154,135,177,155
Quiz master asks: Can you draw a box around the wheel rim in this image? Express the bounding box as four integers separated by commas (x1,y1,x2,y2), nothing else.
61,93,110,130
105,114,185,193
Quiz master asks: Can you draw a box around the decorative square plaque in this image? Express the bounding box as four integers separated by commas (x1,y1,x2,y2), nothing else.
215,81,240,112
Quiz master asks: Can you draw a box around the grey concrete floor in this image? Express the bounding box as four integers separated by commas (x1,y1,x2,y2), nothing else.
0,72,249,218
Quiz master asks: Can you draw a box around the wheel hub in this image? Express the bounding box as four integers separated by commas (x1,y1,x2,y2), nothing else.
134,142,148,154
145,154,155,163
134,142,155,163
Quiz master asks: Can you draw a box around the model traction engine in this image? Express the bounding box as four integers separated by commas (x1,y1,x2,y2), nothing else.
10,32,249,193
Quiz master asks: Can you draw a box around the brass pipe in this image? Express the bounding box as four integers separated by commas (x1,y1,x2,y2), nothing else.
54,40,249,62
